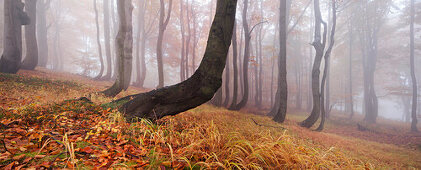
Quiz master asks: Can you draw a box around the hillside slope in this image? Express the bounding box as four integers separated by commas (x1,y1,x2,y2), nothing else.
0,69,420,169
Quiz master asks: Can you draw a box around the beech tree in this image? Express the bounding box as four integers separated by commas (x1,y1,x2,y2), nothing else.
21,0,39,70
103,0,112,80
93,0,104,79
156,0,173,88
409,0,418,132
37,0,51,68
102,0,133,97
0,0,30,73
112,0,237,120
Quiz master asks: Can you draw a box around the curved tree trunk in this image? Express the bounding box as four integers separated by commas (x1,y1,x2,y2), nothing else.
156,0,173,88
93,0,104,79
102,0,133,97
22,0,38,70
300,0,327,128
317,0,336,131
0,0,29,74
117,0,238,120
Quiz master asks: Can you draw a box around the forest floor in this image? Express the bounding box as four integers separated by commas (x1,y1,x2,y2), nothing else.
0,68,420,169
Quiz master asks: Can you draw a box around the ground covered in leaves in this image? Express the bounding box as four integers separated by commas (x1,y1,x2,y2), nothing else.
0,69,420,169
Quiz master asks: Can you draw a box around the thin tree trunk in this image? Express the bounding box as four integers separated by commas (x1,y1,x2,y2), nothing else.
117,0,237,120
185,0,191,78
223,47,230,107
103,0,113,80
36,0,50,68
348,18,354,119
229,22,238,109
410,0,418,132
94,0,104,79
22,0,38,70
156,0,173,88
179,0,186,81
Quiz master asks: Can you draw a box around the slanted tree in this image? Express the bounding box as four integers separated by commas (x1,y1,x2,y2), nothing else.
113,0,238,120
0,0,30,73
102,0,133,97
410,0,418,132
156,0,173,88
93,0,104,79
21,0,39,70
300,0,327,128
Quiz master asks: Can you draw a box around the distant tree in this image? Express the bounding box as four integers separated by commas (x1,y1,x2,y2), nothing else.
21,0,39,70
0,0,30,73
103,0,113,80
409,0,418,132
113,0,237,120
102,0,133,97
229,22,239,109
37,0,51,68
179,0,186,81
93,0,104,79
156,0,173,88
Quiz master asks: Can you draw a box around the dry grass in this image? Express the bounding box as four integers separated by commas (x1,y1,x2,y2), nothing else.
0,69,420,169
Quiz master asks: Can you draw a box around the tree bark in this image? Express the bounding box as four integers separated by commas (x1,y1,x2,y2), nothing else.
348,17,354,119
156,0,173,88
300,0,326,128
0,0,29,73
223,48,230,107
410,0,418,132
101,0,133,97
93,0,104,79
272,0,288,123
103,0,113,80
115,0,237,120
21,0,38,70
179,0,186,81
135,0,147,87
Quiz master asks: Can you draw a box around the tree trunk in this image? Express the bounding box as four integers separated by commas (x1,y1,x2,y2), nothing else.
0,0,29,73
300,0,326,128
348,18,354,119
223,48,230,107
229,22,238,109
179,0,186,81
410,0,418,132
93,0,104,79
103,0,113,80
185,0,191,78
156,0,172,88
317,0,336,131
101,0,133,97
135,0,146,87
116,0,237,120
230,0,250,110
36,0,49,68
272,0,288,123
21,0,38,70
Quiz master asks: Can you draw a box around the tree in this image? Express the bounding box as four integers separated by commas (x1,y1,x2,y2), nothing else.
156,0,173,88
113,0,238,120
102,0,133,97
37,0,51,68
300,0,327,128
103,0,113,80
21,0,39,70
0,0,30,73
229,22,239,109
93,0,104,79
179,0,186,81
272,0,288,123
410,0,418,132
230,0,251,110
316,0,337,131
